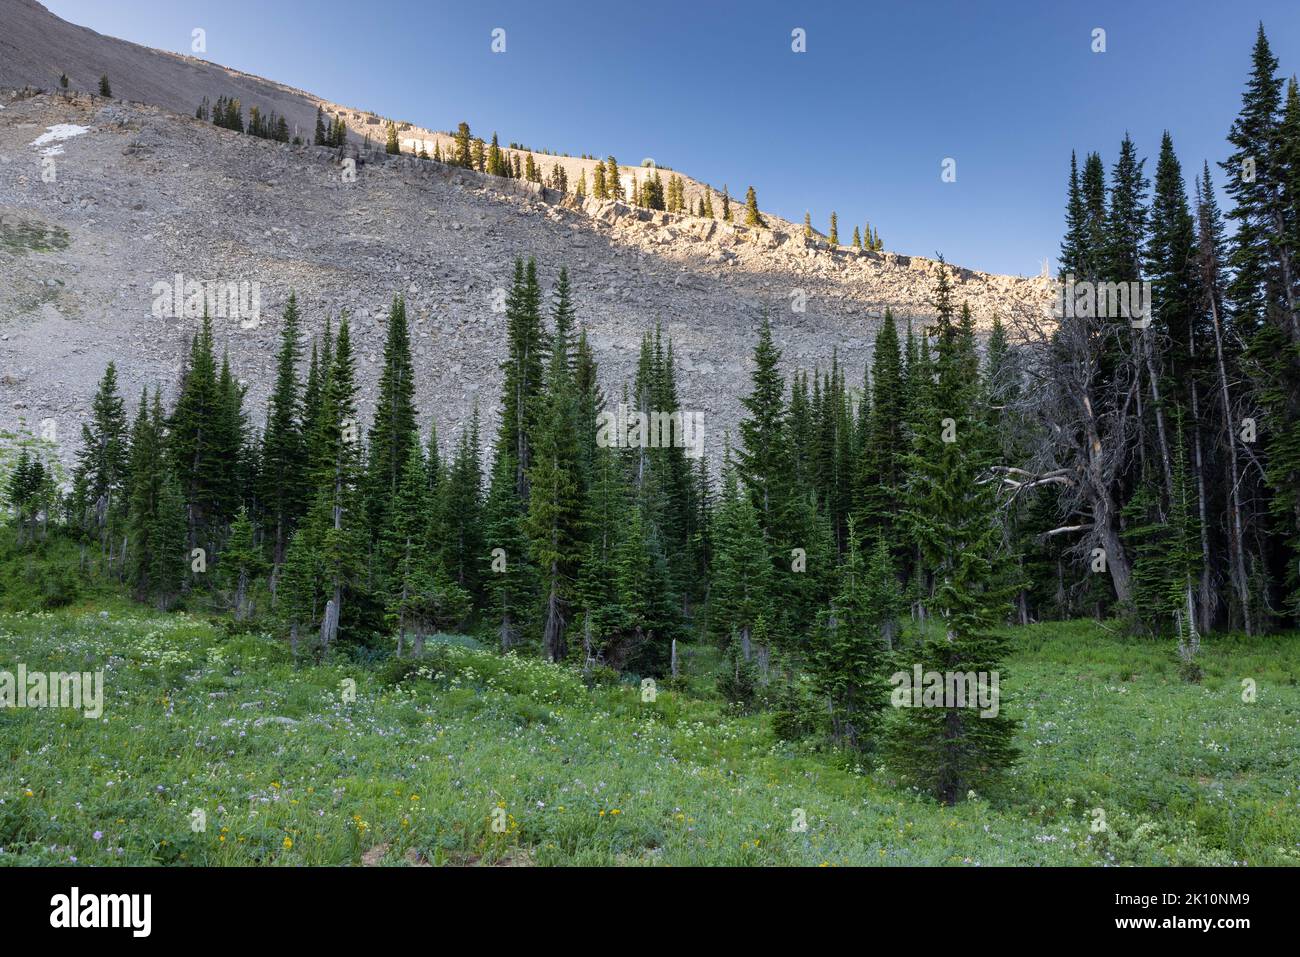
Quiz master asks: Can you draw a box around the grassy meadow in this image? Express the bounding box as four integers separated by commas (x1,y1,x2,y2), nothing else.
2,603,1298,867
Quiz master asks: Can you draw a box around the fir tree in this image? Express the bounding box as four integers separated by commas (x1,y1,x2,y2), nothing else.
365,295,418,546
482,449,535,651
433,410,485,602
261,293,306,571
384,444,469,655
889,260,1018,804
454,121,472,168
810,521,899,751
526,283,585,662
606,156,623,200
222,506,266,620
744,186,764,227
709,453,772,660
71,362,128,556
296,318,364,651
496,258,546,499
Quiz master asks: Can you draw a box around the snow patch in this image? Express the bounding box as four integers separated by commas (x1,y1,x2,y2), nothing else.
30,124,90,149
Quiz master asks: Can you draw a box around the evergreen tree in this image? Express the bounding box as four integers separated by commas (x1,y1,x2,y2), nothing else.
606,156,623,200
365,295,418,546
222,506,266,620
169,313,228,556
858,309,906,544
454,121,472,168
496,258,546,499
709,454,772,660
71,362,128,557
889,261,1018,804
526,284,585,662
294,318,364,650
261,293,306,571
482,449,535,651
829,212,839,245
1220,26,1300,616
127,390,176,605
487,133,505,176
810,522,899,751
434,410,485,602
383,444,469,655
744,186,764,227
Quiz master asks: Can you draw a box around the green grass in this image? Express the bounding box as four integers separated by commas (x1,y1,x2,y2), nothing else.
0,216,70,256
1,606,1297,866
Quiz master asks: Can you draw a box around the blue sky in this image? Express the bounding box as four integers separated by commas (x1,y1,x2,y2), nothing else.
45,0,1300,276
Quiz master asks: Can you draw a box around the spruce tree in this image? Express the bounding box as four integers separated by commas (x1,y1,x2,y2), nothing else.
433,410,485,602
454,122,472,168
744,186,764,227
482,449,535,651
889,261,1018,804
365,295,418,545
71,362,128,557
709,453,772,660
606,156,623,200
301,318,364,650
384,444,468,655
222,505,266,620
810,521,899,751
261,293,306,570
169,313,226,555
526,286,585,662
496,258,546,499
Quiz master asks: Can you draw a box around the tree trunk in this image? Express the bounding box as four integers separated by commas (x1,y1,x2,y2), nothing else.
1207,293,1253,634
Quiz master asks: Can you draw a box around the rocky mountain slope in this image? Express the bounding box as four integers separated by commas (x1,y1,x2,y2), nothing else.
0,1,1051,471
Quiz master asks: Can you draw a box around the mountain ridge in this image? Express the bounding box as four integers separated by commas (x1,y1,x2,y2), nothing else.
0,0,1051,471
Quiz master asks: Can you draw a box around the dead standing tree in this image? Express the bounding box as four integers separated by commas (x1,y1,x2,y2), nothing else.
996,296,1143,608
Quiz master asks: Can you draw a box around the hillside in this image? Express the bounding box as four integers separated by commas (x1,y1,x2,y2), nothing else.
0,0,1050,467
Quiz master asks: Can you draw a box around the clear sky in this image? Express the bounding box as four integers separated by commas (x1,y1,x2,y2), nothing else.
42,0,1300,276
